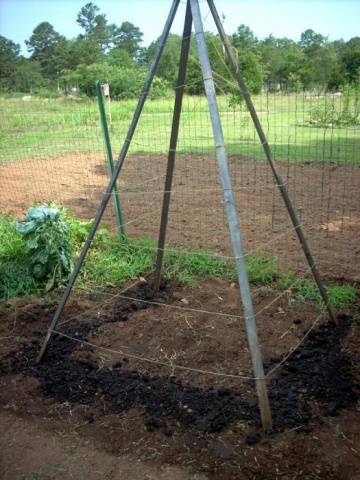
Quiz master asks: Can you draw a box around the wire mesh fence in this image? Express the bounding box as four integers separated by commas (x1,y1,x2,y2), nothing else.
1,85,359,282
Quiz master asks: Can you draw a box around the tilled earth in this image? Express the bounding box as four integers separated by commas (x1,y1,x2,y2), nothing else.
1,153,360,282
0,279,359,479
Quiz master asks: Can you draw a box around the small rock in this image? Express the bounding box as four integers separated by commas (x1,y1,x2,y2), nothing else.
326,401,339,416
145,417,161,432
182,432,207,449
213,440,235,459
245,432,261,445
180,298,189,305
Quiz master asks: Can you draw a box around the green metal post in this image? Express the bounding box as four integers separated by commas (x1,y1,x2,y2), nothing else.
96,81,126,237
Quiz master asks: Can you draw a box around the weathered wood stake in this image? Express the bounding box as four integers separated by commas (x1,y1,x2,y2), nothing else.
153,0,193,292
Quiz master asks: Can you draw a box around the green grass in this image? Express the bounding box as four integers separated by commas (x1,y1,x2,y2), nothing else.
1,93,359,165
0,215,39,301
0,211,357,311
244,254,278,285
278,273,357,310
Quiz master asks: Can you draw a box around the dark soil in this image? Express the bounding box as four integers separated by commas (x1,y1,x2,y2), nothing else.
0,284,357,435
267,314,357,425
0,279,359,479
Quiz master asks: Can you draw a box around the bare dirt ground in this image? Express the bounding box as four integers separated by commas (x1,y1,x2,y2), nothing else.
1,152,359,281
0,279,359,479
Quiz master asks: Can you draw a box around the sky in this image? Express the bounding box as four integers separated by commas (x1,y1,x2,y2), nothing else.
1,0,359,55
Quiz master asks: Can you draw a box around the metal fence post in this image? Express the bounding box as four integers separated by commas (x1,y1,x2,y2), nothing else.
96,81,126,237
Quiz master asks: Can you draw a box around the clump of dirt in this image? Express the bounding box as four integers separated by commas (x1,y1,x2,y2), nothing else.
268,314,358,427
111,278,176,322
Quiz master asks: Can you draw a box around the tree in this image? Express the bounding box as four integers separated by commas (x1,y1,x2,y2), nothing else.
298,30,344,89
76,2,111,51
15,59,45,92
146,34,183,85
26,22,64,77
261,35,284,87
231,26,263,94
112,21,143,59
299,29,326,55
70,36,105,67
260,36,307,90
232,24,259,53
341,37,360,83
0,35,20,88
236,50,263,94
107,47,134,68
60,60,168,99
77,2,101,34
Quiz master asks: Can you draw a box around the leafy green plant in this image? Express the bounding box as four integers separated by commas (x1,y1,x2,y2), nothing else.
0,214,38,301
16,205,73,291
308,84,360,127
340,83,360,126
308,100,338,126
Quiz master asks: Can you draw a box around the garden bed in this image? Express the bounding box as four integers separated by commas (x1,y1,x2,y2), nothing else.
0,278,359,479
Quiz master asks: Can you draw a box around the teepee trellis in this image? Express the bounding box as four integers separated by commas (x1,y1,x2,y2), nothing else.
37,0,336,433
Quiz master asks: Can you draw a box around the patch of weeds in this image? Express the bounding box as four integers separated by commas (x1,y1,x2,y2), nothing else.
278,273,357,309
227,253,279,285
0,208,357,312
82,237,228,288
0,215,39,301
228,254,278,285
326,284,357,309
163,249,226,285
246,254,278,284
80,236,155,288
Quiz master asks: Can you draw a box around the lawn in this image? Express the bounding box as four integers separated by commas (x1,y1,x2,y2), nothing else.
1,92,359,165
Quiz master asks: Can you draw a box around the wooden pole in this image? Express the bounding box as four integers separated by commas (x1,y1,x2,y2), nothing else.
36,0,181,363
153,0,193,291
207,0,336,325
190,0,272,431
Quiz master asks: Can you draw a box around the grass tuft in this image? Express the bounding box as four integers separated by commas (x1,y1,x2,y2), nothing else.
163,249,226,285
278,273,357,310
0,210,357,311
245,254,278,285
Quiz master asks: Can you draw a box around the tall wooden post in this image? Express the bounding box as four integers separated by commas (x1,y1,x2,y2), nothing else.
153,0,193,291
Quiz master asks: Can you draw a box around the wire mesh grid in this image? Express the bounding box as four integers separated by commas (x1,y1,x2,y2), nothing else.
1,6,359,428
1,14,360,286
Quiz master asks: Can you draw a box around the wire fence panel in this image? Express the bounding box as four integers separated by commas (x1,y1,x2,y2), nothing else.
0,89,359,282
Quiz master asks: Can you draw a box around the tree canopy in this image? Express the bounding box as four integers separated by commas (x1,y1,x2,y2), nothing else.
0,2,359,96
